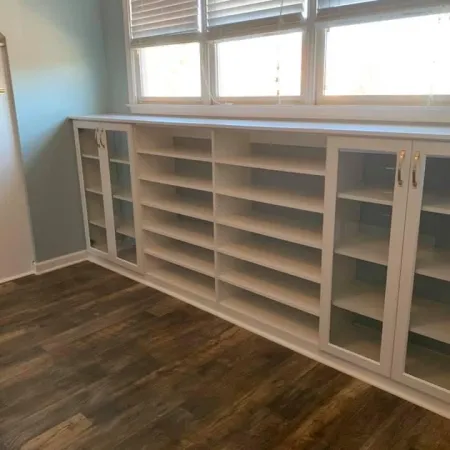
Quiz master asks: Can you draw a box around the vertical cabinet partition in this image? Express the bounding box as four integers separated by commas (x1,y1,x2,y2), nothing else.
321,137,412,376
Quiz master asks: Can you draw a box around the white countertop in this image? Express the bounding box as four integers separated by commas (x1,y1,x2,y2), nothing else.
71,114,450,141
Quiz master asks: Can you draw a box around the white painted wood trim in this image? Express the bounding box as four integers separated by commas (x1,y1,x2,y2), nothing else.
87,252,450,420
0,270,35,284
393,141,450,403
35,250,88,275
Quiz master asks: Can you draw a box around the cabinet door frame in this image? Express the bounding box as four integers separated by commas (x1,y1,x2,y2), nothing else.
392,140,450,402
320,136,413,376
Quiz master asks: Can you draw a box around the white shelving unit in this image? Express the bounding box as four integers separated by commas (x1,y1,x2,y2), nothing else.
74,118,450,418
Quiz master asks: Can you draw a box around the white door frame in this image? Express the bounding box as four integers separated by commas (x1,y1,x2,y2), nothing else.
0,38,35,282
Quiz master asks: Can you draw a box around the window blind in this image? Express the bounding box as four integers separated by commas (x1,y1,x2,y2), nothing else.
129,0,199,46
206,0,306,29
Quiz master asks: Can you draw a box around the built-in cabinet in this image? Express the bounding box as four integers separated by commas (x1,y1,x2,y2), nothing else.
73,118,450,417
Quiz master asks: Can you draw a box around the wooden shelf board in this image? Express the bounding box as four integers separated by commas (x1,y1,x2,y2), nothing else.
138,147,212,162
141,198,213,222
220,268,320,317
140,174,213,193
89,218,106,228
113,190,133,202
422,193,450,215
116,223,135,238
144,242,215,277
335,232,390,266
332,323,381,362
82,154,99,161
217,212,322,249
216,155,325,176
223,293,319,344
85,186,103,196
406,344,450,391
92,241,108,253
110,157,130,165
142,220,214,250
338,186,393,206
410,297,450,345
118,246,137,265
217,186,324,214
333,282,385,322
218,241,321,283
148,265,215,302
416,248,450,282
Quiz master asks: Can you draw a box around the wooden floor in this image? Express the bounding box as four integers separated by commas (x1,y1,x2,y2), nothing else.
0,262,449,450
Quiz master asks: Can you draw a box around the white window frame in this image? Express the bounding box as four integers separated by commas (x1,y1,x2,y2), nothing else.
123,0,450,123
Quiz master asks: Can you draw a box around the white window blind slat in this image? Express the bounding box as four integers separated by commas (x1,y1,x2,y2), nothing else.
206,0,305,29
318,0,445,10
130,0,199,43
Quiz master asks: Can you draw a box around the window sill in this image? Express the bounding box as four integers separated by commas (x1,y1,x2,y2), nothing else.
129,103,450,124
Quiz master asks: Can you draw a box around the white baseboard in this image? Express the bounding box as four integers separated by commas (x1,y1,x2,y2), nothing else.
0,270,35,284
35,250,88,275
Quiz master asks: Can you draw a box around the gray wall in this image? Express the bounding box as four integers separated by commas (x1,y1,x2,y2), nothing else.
100,0,129,114
1,0,108,261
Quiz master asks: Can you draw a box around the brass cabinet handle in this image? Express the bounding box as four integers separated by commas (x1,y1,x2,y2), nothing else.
99,129,106,150
397,150,406,187
412,151,420,189
0,88,6,94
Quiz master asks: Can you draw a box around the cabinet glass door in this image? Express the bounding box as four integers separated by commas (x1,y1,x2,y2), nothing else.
77,128,108,255
105,130,137,266
394,142,450,402
321,137,411,375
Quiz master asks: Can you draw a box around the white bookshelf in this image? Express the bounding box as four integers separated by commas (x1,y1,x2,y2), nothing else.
220,283,319,345
338,186,394,206
138,147,211,162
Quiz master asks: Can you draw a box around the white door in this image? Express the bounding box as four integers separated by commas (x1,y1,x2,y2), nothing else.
393,141,450,403
0,43,34,282
320,136,412,376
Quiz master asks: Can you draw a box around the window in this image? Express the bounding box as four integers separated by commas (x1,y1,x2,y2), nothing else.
126,0,450,106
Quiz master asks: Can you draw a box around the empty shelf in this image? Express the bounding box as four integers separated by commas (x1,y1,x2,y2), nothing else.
144,241,215,277
142,219,214,250
331,323,381,362
85,186,103,196
113,189,133,202
110,156,130,165
148,264,215,302
116,223,135,238
422,193,450,215
333,282,385,322
223,291,319,344
416,248,450,282
220,267,320,316
338,186,393,206
218,239,321,283
140,173,212,192
335,232,390,266
406,344,450,391
141,197,213,222
217,212,322,249
89,217,106,228
118,247,137,264
138,147,211,162
410,297,450,345
82,154,99,161
217,186,324,214
216,155,325,176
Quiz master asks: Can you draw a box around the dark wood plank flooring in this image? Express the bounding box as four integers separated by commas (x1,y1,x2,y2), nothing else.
0,261,448,449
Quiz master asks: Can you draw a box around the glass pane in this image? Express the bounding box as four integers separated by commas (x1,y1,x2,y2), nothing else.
324,14,450,96
329,150,397,362
217,32,302,97
405,156,450,390
139,43,201,98
106,130,137,265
